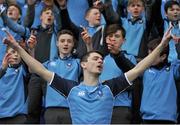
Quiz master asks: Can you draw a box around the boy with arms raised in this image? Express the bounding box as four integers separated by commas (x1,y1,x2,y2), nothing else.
82,23,137,123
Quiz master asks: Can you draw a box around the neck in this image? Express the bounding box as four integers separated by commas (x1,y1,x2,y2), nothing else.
83,72,99,86
151,60,168,70
131,16,140,21
89,23,99,28
41,24,51,29
59,53,71,59
11,18,18,23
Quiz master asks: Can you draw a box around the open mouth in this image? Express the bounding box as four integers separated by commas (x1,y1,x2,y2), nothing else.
96,18,100,22
8,12,13,16
47,18,52,23
133,11,139,15
173,15,178,18
97,65,103,70
63,47,69,51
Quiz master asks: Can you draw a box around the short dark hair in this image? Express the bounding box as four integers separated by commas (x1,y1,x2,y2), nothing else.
85,7,100,18
104,24,126,38
8,4,22,15
127,0,145,7
164,1,179,13
57,29,76,46
57,29,75,40
80,50,104,63
40,6,53,15
147,37,169,57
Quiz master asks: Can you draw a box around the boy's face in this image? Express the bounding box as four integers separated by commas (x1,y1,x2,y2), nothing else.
127,1,144,19
106,30,125,53
81,52,103,75
85,8,101,27
57,34,74,57
40,9,54,26
7,5,21,21
7,47,21,65
166,4,180,22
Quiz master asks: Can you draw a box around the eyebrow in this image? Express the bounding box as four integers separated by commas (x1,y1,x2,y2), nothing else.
92,55,103,60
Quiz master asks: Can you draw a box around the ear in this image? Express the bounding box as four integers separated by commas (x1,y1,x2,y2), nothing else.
165,12,168,18
85,15,89,21
127,6,130,13
122,38,125,43
40,15,43,21
81,62,86,69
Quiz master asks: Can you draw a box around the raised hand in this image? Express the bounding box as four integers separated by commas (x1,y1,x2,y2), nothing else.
2,29,19,49
80,25,93,52
27,34,37,50
106,36,120,54
161,24,174,46
1,53,11,69
80,25,92,45
93,0,105,11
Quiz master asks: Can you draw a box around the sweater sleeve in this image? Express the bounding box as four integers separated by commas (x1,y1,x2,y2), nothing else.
111,51,135,73
23,4,35,28
60,8,80,40
102,0,120,25
49,73,78,97
105,73,132,96
1,11,30,39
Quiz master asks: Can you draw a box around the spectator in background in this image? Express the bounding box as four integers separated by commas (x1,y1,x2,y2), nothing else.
140,37,179,124
43,30,81,124
147,0,180,61
0,45,29,124
118,0,149,60
164,1,180,61
26,6,60,123
22,0,60,29
0,3,30,65
58,0,119,58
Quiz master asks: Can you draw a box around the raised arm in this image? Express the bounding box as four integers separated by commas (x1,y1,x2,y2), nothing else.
81,26,93,52
92,0,120,24
3,31,53,83
23,0,36,28
0,7,30,38
126,26,174,82
101,0,120,24
57,0,80,39
111,51,135,72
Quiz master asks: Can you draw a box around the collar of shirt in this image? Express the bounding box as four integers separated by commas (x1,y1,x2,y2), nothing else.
127,13,144,25
59,54,72,60
79,82,103,98
8,63,21,69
